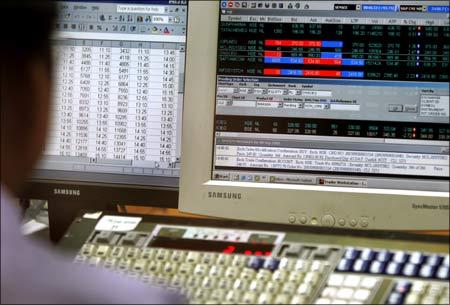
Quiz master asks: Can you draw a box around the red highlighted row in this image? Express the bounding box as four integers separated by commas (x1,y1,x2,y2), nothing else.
266,40,322,47
304,58,342,65
264,69,342,77
264,51,283,57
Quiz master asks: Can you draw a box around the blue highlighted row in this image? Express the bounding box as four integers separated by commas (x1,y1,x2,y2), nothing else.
362,4,397,12
264,57,365,66
322,41,344,48
342,71,365,78
342,59,365,66
265,57,304,64
321,52,342,59
428,6,450,13
281,70,304,76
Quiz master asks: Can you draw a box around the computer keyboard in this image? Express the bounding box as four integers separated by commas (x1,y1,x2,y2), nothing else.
64,214,449,305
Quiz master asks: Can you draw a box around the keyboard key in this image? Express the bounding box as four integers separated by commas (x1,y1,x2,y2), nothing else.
272,270,288,282
256,269,272,282
266,281,281,294
248,257,265,270
294,260,310,272
178,263,194,276
345,248,361,260
303,272,320,287
394,281,412,294
311,260,327,272
279,258,296,270
216,278,233,290
209,265,225,278
209,289,226,302
410,281,428,294
155,249,170,261
186,252,201,264
405,293,421,304
436,266,449,280
225,290,241,303
322,287,338,298
264,258,280,271
216,254,232,266
353,259,370,273
297,283,313,296
428,284,444,296
336,288,354,300
386,262,403,276
282,282,298,295
291,295,308,304
257,293,274,304
328,274,345,287
422,296,438,304
393,251,409,264
202,277,217,289
140,248,155,260
194,264,209,277
249,280,265,292
224,267,240,279
360,277,379,289
242,292,257,304
337,259,354,272
387,292,404,305
240,268,256,280
402,263,420,277
201,252,217,265
343,275,361,288
409,252,426,265
232,255,249,268
132,259,148,273
360,249,376,261
426,255,443,267
376,250,393,263
443,255,449,267
170,275,187,288
369,261,387,274
288,272,305,284
353,289,371,301
194,289,210,301
419,265,437,278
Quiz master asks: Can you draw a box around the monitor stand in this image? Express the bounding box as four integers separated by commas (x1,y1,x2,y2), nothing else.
48,198,117,243
21,181,179,242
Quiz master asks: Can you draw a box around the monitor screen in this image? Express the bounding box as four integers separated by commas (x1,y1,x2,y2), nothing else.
212,0,449,192
33,0,188,188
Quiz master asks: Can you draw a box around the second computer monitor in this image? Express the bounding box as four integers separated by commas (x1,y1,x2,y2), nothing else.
24,1,188,228
180,1,449,230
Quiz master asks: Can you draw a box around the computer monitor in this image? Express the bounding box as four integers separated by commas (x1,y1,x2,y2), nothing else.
179,1,450,230
23,0,188,240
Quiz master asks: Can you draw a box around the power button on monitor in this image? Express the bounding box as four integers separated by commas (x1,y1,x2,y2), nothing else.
288,214,297,224
321,215,336,227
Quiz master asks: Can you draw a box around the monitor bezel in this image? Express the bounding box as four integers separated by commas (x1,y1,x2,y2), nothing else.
179,1,449,231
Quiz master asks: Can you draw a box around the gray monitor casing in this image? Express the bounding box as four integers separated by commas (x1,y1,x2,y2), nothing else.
179,1,450,231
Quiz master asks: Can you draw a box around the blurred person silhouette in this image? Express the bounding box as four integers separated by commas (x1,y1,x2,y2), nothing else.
0,1,183,303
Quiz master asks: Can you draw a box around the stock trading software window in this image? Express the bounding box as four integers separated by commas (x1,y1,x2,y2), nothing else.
213,1,449,192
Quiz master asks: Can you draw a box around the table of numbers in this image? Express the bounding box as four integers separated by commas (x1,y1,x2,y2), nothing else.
46,39,182,170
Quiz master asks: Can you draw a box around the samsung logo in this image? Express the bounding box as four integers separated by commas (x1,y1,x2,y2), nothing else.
208,192,242,200
54,188,81,196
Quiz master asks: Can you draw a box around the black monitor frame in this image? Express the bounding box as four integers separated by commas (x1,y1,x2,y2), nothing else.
21,179,178,242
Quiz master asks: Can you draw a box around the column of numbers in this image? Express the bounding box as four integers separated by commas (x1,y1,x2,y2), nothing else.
48,39,182,171
95,41,112,160
134,43,151,161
